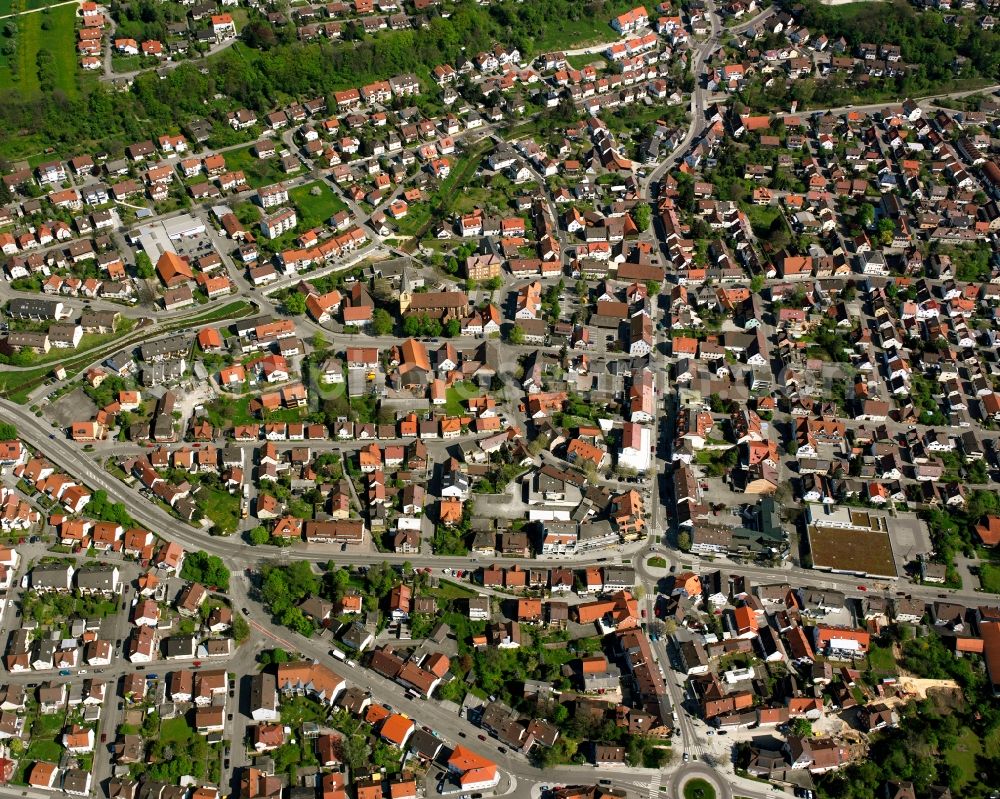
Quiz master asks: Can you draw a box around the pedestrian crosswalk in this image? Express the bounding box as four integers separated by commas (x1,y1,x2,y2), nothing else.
647,771,662,798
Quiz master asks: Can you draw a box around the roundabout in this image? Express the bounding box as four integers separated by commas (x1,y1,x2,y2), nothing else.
670,765,731,799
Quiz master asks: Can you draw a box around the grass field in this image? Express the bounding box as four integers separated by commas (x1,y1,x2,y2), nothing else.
0,4,77,97
290,181,348,229
866,643,898,677
945,727,981,790
223,144,288,189
423,579,477,603
746,203,782,236
444,380,480,416
397,141,490,240
25,737,64,763
526,0,635,54
196,485,240,535
160,715,195,744
980,562,1000,594
565,53,604,69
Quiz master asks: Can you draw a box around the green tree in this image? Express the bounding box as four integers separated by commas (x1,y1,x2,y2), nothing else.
632,202,652,232
507,324,524,345
233,614,250,643
135,251,155,279
249,526,270,546
444,318,461,337
858,203,876,229
180,551,230,590
284,292,307,315
372,308,394,336
789,718,813,738
341,735,370,772
677,531,691,552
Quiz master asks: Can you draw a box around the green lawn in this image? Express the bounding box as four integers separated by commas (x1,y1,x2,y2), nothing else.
565,53,604,69
683,779,717,799
423,579,477,602
189,299,256,324
945,727,982,790
980,562,1000,594
444,380,480,416
25,738,64,763
222,144,289,189
745,204,782,236
31,713,64,735
290,181,347,229
279,695,331,727
196,486,241,535
393,202,433,237
1,4,77,97
0,364,55,403
160,715,195,745
647,556,667,569
866,644,897,677
397,141,490,239
452,187,494,215
525,0,635,53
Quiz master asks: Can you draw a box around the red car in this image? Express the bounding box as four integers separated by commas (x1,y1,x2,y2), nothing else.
478,734,487,741
857,585,867,592
641,609,647,618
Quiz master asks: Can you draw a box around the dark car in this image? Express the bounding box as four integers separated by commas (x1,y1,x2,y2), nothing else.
478,734,487,741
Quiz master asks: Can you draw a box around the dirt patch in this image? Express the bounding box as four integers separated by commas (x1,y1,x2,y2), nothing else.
880,675,963,710
46,387,97,428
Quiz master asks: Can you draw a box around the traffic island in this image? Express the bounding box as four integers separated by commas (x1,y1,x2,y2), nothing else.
682,778,717,799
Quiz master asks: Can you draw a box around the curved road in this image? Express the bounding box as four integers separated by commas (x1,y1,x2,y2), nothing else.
669,764,733,799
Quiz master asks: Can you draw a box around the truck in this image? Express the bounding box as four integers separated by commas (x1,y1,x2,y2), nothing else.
329,647,347,662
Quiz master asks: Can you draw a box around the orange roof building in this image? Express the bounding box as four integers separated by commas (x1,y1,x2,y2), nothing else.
447,746,499,790
673,571,702,597
574,591,639,630
380,713,415,748
733,605,759,637
198,327,223,350
156,251,194,287
982,621,1000,695
977,516,1000,547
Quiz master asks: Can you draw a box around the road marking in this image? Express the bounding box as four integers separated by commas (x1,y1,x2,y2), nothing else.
648,771,661,798
248,619,297,651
